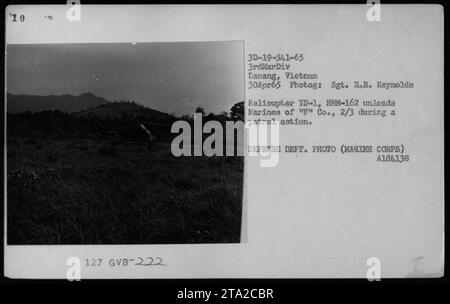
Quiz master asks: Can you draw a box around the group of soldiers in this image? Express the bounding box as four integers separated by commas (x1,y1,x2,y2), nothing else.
94,123,156,151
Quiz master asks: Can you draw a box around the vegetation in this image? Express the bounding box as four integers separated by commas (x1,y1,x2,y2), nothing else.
7,100,244,244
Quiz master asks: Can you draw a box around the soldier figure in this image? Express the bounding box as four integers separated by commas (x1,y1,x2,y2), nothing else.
139,124,154,151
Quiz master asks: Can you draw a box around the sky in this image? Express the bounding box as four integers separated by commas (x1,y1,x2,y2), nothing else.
7,41,244,116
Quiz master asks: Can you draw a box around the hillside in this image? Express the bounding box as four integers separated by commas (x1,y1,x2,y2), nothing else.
7,92,109,113
75,101,172,123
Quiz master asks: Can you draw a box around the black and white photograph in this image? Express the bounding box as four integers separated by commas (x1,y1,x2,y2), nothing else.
6,41,245,245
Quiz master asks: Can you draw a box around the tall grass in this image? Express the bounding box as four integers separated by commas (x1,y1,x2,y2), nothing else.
7,138,243,244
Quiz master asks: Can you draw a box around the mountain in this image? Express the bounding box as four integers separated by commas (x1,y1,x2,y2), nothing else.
75,101,172,123
7,92,110,113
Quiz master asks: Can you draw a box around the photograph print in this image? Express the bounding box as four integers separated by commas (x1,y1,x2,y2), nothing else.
6,41,245,245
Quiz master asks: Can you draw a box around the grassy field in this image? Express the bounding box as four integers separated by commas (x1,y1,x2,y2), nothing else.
7,137,243,244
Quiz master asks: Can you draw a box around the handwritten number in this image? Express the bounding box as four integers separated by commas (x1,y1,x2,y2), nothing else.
133,256,166,266
135,257,144,266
